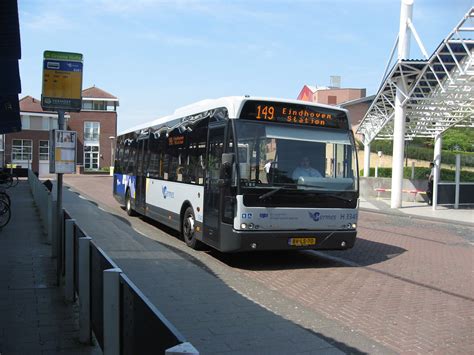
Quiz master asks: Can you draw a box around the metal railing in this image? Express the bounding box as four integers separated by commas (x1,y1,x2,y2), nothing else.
29,170,198,355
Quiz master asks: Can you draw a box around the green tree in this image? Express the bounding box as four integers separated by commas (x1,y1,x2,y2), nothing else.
442,128,474,152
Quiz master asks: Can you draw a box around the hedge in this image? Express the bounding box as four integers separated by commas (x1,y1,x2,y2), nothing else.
360,167,474,182
367,141,474,167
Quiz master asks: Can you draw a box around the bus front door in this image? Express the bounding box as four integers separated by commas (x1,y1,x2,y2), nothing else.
203,124,225,248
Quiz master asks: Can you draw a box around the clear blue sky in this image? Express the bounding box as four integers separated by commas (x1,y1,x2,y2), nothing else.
18,0,472,132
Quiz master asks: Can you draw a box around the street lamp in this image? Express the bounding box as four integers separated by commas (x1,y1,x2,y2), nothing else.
109,136,115,175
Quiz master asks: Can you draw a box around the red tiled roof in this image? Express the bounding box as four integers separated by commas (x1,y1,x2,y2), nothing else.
82,86,117,100
297,85,315,102
19,96,56,113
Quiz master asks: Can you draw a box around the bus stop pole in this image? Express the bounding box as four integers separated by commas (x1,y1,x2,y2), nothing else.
56,110,65,285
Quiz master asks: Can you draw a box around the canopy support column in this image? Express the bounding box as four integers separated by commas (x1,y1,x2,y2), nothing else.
390,0,413,209
391,84,406,209
432,134,442,210
363,142,371,177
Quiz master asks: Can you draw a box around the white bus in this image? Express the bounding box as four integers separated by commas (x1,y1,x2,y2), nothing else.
113,96,359,252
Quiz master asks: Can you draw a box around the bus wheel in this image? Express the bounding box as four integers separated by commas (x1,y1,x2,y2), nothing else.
125,190,136,216
182,207,200,249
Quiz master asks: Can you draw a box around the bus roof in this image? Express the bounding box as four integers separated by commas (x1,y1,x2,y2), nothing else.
119,96,348,136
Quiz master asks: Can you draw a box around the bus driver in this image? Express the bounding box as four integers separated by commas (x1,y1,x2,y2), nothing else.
292,156,322,181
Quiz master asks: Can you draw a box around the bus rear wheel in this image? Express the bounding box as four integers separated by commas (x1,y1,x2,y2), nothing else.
182,207,201,249
125,190,136,216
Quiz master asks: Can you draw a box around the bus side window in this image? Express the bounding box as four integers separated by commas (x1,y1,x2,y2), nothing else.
185,122,207,185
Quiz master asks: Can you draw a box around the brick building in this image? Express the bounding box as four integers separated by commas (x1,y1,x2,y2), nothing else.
68,86,119,172
297,83,374,135
3,86,119,176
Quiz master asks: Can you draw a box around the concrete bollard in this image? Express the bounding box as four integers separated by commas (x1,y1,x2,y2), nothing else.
64,219,76,302
47,194,53,244
103,268,122,355
78,236,92,344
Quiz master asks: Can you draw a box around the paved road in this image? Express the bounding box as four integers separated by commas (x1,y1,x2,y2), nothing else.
64,175,474,354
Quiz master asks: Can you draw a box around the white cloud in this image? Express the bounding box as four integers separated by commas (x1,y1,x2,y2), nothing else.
136,32,212,47
21,10,77,32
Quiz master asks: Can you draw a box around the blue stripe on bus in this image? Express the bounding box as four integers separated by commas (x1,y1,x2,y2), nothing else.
114,174,136,198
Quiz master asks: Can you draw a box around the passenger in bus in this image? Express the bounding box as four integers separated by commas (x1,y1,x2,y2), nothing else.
292,156,322,181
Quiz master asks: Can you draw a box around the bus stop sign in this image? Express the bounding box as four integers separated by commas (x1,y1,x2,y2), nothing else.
41,50,83,112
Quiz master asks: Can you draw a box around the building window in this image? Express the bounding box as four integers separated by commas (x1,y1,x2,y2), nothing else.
84,145,100,170
93,101,106,111
21,115,30,129
12,139,32,161
39,140,49,161
328,95,337,105
30,116,43,130
82,101,93,110
84,121,100,142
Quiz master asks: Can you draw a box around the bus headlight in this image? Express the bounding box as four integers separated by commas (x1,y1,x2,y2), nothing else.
352,223,357,229
248,223,254,229
241,223,247,229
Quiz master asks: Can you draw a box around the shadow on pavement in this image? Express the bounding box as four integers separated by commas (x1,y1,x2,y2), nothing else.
324,237,407,267
207,238,406,271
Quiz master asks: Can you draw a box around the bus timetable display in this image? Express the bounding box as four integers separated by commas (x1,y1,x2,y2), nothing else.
239,100,348,129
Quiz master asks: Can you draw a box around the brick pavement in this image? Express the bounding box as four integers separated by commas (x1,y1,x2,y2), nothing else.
0,181,100,355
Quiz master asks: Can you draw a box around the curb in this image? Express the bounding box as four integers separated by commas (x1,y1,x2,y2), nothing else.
360,207,474,228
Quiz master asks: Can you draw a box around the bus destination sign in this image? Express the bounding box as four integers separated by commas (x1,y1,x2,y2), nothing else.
239,100,348,129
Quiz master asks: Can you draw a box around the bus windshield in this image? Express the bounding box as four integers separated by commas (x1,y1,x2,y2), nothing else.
234,121,358,192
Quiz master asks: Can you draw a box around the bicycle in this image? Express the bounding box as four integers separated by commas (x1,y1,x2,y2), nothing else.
0,189,10,208
0,199,11,228
0,170,18,188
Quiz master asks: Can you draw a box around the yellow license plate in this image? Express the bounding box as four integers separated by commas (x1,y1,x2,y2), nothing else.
288,238,316,247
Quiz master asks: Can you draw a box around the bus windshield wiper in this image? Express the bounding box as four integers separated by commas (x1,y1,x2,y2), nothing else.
320,193,353,202
258,186,286,200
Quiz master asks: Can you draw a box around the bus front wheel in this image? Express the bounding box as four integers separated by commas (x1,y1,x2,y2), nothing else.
125,190,136,216
182,206,200,249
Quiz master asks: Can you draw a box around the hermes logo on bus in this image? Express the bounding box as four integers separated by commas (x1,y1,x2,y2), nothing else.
162,186,175,199
308,211,320,222
309,211,337,222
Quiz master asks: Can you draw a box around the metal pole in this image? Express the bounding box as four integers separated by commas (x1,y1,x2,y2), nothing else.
411,161,415,180
432,134,442,210
391,0,413,209
363,142,371,177
454,154,460,209
56,110,65,284
398,0,413,60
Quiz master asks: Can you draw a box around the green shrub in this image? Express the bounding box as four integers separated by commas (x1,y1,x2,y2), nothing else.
367,141,474,167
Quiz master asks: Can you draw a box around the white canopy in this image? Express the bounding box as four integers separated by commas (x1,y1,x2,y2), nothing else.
357,7,474,144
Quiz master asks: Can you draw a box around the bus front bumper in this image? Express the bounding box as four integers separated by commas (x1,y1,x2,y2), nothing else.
219,225,357,252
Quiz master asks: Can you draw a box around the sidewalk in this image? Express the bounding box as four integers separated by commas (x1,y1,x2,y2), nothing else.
0,181,100,354
359,196,474,227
